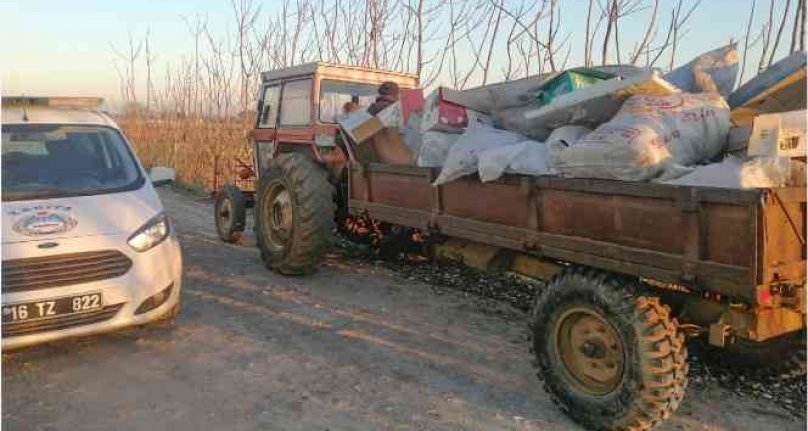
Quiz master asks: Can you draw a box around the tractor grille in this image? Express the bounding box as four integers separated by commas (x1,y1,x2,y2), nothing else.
2,250,133,293
2,303,125,338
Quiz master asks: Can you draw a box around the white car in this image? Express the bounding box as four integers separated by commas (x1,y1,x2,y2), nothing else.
1,97,182,349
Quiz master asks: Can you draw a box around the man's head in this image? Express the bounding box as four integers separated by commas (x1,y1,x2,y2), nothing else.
378,81,400,98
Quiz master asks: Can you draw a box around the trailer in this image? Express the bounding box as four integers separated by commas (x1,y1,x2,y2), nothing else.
236,63,806,431
341,159,806,430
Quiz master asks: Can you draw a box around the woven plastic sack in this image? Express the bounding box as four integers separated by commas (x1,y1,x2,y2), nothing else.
554,92,730,181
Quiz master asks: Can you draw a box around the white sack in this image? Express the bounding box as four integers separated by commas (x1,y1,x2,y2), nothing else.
659,156,805,189
477,140,555,182
507,141,555,177
416,131,461,168
554,92,731,181
546,125,592,146
434,126,525,185
664,44,739,99
477,142,529,182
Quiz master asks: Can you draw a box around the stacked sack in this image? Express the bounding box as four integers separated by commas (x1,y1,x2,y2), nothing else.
552,92,730,181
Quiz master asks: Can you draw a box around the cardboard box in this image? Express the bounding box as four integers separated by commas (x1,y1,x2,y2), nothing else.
421,87,493,133
400,88,424,125
339,89,424,141
375,101,402,128
338,111,384,143
748,110,807,157
370,128,413,165
536,68,614,106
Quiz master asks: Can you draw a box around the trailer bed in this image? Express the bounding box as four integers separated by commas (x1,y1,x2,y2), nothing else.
349,163,806,303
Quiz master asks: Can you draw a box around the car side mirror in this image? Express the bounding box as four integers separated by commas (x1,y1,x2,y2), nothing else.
149,167,176,187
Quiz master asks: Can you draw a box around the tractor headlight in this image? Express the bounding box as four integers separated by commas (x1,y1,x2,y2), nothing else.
128,213,170,252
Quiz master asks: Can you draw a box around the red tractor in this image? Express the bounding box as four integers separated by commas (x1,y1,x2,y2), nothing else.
213,62,418,273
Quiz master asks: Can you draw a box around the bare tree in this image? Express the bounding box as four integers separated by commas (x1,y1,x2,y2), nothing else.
739,0,758,84
757,0,777,71
629,0,659,65
769,0,793,66
791,0,806,52
110,32,143,107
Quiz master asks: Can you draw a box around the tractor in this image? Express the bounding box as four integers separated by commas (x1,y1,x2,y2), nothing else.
213,62,418,273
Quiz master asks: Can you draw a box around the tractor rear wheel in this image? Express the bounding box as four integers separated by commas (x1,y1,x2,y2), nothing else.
214,184,246,243
254,153,334,275
530,267,688,431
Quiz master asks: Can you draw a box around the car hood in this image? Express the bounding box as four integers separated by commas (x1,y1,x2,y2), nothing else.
2,187,163,244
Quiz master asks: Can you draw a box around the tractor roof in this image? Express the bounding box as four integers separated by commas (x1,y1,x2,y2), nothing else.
261,62,419,87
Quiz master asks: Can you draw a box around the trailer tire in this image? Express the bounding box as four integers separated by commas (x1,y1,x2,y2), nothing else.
215,184,246,243
715,331,806,380
530,267,688,431
255,153,334,275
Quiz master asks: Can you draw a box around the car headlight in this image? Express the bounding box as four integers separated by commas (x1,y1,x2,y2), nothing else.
128,213,170,252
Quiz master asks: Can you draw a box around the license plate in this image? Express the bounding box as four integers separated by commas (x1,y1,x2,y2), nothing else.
2,292,103,323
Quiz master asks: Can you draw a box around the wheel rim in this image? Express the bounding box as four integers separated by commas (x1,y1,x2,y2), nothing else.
217,197,233,231
262,182,293,250
554,307,625,395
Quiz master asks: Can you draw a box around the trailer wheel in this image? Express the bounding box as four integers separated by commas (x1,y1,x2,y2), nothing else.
530,267,688,431
215,184,246,243
715,331,806,380
255,153,334,274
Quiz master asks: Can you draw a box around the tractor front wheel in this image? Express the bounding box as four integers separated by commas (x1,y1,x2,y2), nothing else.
215,184,246,243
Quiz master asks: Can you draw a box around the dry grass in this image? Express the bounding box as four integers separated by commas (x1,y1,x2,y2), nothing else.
119,115,253,191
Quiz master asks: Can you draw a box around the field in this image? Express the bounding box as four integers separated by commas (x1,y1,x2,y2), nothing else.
120,116,253,191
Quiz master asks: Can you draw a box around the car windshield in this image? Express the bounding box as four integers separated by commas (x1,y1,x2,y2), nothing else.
319,80,379,123
2,124,143,202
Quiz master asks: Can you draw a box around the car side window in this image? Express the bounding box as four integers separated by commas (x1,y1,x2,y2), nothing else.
279,79,312,126
259,85,281,128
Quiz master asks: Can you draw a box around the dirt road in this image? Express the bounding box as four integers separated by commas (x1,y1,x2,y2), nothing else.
3,188,804,431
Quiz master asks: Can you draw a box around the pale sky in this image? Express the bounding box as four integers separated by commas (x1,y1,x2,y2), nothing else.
1,0,801,108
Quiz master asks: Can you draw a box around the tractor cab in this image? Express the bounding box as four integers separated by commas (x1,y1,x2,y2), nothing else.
251,62,418,178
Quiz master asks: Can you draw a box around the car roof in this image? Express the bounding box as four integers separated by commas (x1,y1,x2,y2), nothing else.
2,105,119,128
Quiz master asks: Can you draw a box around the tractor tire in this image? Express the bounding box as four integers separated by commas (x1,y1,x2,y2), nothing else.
254,153,335,275
714,331,806,380
215,184,246,243
530,267,688,431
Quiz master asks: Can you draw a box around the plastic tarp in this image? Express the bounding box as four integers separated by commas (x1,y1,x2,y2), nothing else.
416,131,462,168
554,92,731,181
664,44,739,99
728,51,807,125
